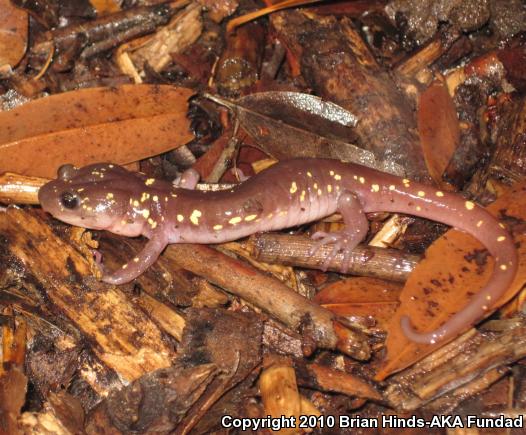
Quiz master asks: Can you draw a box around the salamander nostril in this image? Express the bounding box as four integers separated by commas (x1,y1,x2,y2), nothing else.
60,191,79,209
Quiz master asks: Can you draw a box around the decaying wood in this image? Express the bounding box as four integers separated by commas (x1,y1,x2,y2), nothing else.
486,96,526,184
271,11,430,181
32,2,189,72
468,95,526,201
249,233,420,283
117,2,203,81
384,319,526,411
160,243,371,360
296,362,382,401
259,363,302,435
214,21,265,95
0,207,174,382
395,29,461,79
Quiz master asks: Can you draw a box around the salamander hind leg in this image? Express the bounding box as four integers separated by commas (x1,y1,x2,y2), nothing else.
309,191,369,273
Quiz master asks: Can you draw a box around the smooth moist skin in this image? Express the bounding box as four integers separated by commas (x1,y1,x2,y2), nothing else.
38,158,518,344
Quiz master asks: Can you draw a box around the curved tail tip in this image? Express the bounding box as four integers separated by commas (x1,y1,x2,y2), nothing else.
400,315,439,345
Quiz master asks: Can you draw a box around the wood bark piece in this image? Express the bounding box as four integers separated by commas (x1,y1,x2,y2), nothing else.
161,244,371,360
0,208,174,382
0,173,46,205
271,11,430,181
259,364,301,435
486,95,526,185
215,21,265,95
384,320,526,411
302,363,382,401
249,233,419,283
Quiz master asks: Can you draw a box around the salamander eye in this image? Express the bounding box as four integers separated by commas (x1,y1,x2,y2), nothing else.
60,192,80,209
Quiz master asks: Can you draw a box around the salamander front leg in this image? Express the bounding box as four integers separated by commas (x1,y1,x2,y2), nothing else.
101,235,168,285
173,168,200,190
309,191,369,273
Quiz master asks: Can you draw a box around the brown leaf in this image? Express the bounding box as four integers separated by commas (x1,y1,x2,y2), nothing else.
0,0,28,70
89,0,121,15
205,91,405,176
0,84,194,178
377,182,526,380
417,80,460,188
314,277,402,330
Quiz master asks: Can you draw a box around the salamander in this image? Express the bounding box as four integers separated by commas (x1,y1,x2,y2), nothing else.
38,158,518,344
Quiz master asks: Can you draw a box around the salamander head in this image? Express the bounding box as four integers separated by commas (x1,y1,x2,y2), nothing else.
39,163,146,232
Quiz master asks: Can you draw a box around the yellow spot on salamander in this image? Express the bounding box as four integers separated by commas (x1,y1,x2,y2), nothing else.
290,182,298,194
133,200,140,207
106,193,114,199
436,191,444,197
313,183,318,189
317,189,322,195
482,305,488,310
133,257,139,262
153,195,159,202
359,177,365,184
267,213,273,219
371,184,380,192
389,185,396,191
465,201,475,210
403,178,410,187
229,216,242,225
307,171,312,177
329,170,335,176
497,236,506,242
500,264,508,271
145,178,155,185
142,209,150,219
78,188,84,192
177,214,184,222
171,193,178,198
140,192,150,202
477,220,484,227
245,214,258,221
300,191,306,201
486,295,492,300
416,206,422,211
327,185,332,193
122,264,128,269
279,211,288,216
499,223,505,229
190,209,202,225
334,174,342,181
213,224,223,230
121,219,127,225
147,218,157,229
417,191,425,197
